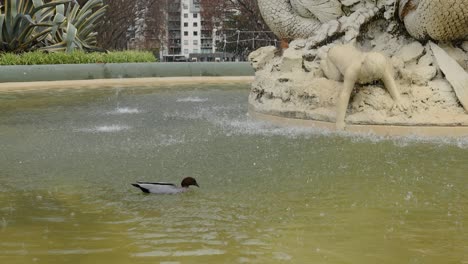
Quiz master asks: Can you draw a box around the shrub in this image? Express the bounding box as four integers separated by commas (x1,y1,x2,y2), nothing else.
0,50,157,65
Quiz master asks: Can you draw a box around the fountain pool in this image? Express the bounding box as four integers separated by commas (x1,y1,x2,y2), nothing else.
0,83,467,264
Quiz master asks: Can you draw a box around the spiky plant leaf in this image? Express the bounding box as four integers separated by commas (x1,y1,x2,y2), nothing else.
0,0,106,53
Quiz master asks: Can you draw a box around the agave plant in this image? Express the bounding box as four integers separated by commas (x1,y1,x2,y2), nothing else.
0,0,72,52
0,0,107,53
42,0,107,52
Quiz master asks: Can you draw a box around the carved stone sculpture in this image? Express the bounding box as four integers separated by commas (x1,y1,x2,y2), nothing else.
258,0,468,42
257,0,342,41
321,43,407,129
249,0,468,132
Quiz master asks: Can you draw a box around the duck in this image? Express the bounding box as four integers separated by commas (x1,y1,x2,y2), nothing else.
131,177,199,194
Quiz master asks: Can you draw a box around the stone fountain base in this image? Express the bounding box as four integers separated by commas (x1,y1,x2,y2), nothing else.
248,17,468,137
249,105,468,138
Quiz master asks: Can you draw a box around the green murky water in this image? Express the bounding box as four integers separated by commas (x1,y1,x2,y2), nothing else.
0,84,467,264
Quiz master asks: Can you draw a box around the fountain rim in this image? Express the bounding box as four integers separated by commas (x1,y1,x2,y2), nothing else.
249,105,468,138
0,76,254,92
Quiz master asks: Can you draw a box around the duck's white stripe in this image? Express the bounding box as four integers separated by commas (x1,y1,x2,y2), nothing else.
137,183,186,194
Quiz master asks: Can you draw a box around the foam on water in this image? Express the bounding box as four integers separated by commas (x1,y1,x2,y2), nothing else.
76,125,131,133
108,107,140,114
176,96,209,103
158,134,186,146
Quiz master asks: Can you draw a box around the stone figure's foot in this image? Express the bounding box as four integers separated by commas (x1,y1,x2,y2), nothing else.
336,121,346,131
392,100,409,112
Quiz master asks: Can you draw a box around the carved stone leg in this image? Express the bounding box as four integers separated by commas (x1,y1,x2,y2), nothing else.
336,63,361,130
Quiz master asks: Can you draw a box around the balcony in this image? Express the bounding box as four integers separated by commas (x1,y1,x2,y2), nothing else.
168,3,180,12
169,34,181,39
169,16,181,22
167,22,180,30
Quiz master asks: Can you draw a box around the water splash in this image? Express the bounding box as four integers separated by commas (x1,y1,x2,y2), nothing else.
162,103,468,148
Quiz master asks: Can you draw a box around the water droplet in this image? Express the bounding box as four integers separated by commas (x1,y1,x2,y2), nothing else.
404,191,413,201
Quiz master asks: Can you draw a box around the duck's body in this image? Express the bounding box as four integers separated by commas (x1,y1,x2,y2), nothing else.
131,177,199,194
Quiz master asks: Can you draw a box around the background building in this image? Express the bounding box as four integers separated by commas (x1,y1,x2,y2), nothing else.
123,0,276,62
161,0,236,62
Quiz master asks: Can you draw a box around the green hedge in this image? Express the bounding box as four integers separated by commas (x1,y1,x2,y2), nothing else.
0,51,157,65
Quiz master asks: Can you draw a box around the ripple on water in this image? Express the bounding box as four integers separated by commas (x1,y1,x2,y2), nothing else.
46,248,114,255
132,248,225,257
31,216,65,223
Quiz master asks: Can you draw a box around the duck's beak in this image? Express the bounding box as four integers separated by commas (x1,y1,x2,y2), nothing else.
195,183,200,187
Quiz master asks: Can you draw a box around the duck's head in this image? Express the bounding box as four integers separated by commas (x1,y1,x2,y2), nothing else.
181,177,199,188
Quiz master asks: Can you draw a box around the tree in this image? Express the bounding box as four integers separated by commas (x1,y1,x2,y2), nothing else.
92,0,167,51
200,0,278,59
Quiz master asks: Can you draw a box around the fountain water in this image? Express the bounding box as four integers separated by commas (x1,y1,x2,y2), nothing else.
0,83,467,263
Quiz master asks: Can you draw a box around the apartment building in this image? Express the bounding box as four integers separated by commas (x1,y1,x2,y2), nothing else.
166,0,183,58
127,0,238,61
162,0,234,62
181,0,202,57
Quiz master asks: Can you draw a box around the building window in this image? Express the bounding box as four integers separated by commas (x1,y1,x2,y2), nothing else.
184,40,189,45
193,40,198,45
193,31,198,36
184,13,188,18
193,22,198,27
184,49,189,54
193,13,198,18
184,22,188,27
193,49,199,53
184,31,188,36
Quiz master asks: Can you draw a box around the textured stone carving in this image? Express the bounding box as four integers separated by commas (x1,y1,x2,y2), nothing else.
257,0,342,40
249,0,468,131
258,0,468,42
248,46,277,71
399,0,468,41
